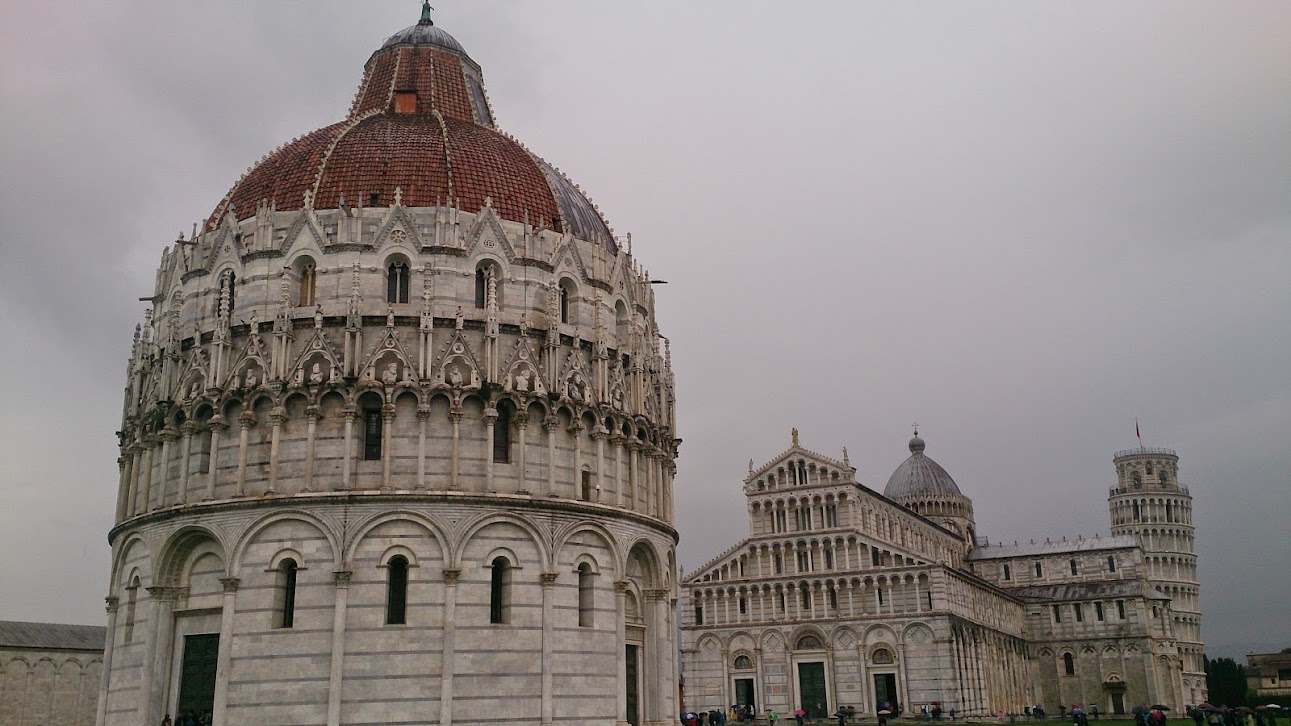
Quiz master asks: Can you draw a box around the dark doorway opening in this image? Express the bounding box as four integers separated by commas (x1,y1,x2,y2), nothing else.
735,677,757,713
798,661,828,718
1111,693,1125,715
626,644,640,726
873,672,899,715
178,633,219,719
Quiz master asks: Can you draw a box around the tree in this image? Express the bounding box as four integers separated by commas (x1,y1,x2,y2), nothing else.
1204,656,1247,707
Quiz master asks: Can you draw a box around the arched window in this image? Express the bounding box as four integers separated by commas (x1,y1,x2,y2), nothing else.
1165,501,1173,522
363,405,383,460
559,284,570,324
1003,564,1012,581
475,268,488,308
1133,500,1141,521
800,588,811,610
1132,472,1143,488
577,563,594,628
386,555,408,625
298,264,317,307
1034,561,1043,578
1146,463,1154,475
276,559,298,628
1107,556,1117,573
734,655,752,670
1063,652,1075,675
492,405,512,463
871,648,894,664
123,576,140,643
1159,471,1170,486
490,556,511,624
387,261,410,304
797,635,823,651
1070,559,1078,576
580,470,594,502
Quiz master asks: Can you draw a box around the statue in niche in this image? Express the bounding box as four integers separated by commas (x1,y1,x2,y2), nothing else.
314,306,324,330
611,386,624,411
567,371,586,402
448,365,464,387
514,367,531,393
310,362,325,385
247,310,259,335
455,306,465,330
244,368,259,389
381,361,399,386
387,306,396,328
188,379,203,400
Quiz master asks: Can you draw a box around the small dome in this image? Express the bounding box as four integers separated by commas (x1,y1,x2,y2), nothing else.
884,434,962,499
380,20,468,57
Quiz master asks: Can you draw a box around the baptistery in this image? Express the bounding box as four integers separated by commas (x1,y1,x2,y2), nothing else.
100,7,679,725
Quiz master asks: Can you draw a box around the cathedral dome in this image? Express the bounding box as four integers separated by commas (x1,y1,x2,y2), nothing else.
884,432,962,499
208,4,616,252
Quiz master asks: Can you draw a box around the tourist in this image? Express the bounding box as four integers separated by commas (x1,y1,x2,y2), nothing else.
162,714,172,726
769,709,780,723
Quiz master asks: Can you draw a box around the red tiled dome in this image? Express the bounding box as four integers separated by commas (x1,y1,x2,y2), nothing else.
209,13,616,252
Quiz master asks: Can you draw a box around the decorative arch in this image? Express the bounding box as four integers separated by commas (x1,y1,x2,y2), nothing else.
155,525,228,586
344,510,450,567
453,511,551,572
232,510,341,576
555,521,622,579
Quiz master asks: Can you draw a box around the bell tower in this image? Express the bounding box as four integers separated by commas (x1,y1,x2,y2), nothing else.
1108,445,1207,704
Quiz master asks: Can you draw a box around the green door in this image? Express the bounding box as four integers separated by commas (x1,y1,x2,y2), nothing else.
625,644,640,726
178,633,219,718
735,677,756,711
798,661,828,718
874,673,899,715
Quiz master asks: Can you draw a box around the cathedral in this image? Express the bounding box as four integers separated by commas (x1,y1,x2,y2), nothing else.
680,432,1206,719
97,5,679,725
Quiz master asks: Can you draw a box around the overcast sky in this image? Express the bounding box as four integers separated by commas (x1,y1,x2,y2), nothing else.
1,1,1287,659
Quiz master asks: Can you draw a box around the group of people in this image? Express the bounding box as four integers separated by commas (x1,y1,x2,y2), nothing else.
161,713,211,726
1192,702,1284,726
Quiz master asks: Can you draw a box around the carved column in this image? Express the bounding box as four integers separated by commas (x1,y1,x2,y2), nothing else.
611,433,625,508
138,436,156,513
213,577,239,724
267,407,286,495
544,415,558,497
515,413,530,495
178,422,197,505
449,409,463,490
155,429,176,509
484,406,498,492
115,452,132,522
234,410,255,497
440,568,461,726
614,580,629,726
380,405,395,491
593,427,607,503
94,596,120,726
205,416,226,500
416,405,431,490
340,404,356,490
303,405,319,492
627,443,639,512
570,420,585,499
142,586,180,723
327,571,351,726
540,572,558,725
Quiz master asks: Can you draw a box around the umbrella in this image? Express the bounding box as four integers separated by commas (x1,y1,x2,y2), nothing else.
1153,705,1172,712
1268,705,1285,710
879,710,893,715
796,709,806,716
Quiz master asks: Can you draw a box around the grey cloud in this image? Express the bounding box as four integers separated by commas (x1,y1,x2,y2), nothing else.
1,0,1287,658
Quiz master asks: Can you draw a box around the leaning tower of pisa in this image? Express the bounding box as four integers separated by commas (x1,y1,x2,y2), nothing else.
1108,446,1207,705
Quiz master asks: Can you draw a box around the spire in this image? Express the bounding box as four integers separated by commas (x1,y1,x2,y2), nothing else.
419,0,434,26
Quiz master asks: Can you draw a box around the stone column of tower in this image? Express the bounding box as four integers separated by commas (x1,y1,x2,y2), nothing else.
1108,447,1207,704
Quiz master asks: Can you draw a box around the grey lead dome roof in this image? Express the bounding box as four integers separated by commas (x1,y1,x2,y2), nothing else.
883,434,963,499
380,3,469,58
